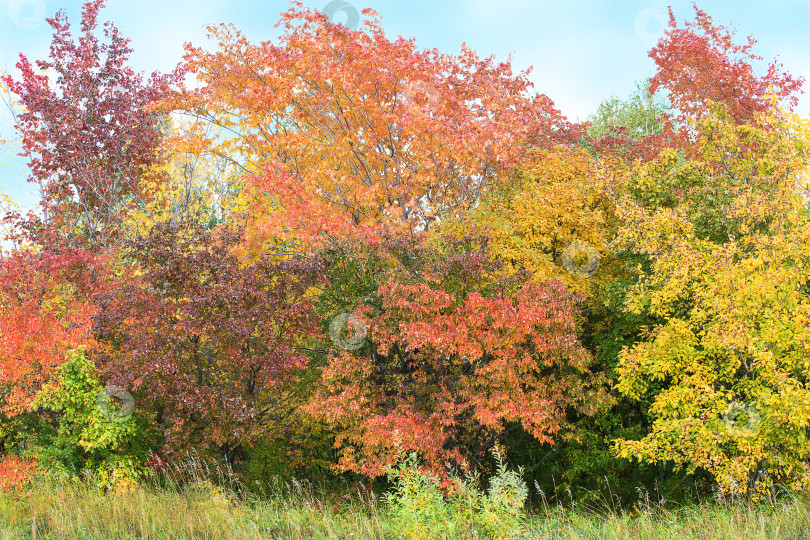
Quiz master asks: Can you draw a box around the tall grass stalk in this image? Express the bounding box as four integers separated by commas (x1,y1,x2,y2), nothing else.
0,455,809,539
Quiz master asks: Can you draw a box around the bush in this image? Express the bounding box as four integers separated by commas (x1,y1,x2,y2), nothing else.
23,348,150,491
384,447,529,539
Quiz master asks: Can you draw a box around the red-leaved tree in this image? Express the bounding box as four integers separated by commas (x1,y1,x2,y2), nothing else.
3,0,176,248
0,247,110,415
307,232,612,477
92,222,324,462
650,4,803,130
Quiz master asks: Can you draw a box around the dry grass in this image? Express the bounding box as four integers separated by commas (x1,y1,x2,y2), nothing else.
1,453,809,539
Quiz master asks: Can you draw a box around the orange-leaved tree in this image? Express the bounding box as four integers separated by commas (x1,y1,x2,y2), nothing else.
649,3,803,147
306,232,612,477
165,1,582,254
0,247,109,416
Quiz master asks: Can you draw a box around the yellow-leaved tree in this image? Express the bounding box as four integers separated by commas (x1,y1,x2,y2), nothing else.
612,100,810,499
432,145,621,299
120,116,249,241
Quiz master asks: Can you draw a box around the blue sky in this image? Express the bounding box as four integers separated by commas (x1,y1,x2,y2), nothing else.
1,0,809,214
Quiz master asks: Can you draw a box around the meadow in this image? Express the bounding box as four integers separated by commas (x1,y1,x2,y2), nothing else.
2,476,809,539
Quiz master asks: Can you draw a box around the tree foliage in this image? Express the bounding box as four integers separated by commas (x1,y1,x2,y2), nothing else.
585,79,679,162
438,145,619,299
306,232,612,477
3,0,175,248
650,4,803,132
2,0,810,502
0,247,107,415
92,222,323,460
611,101,810,498
32,347,147,490
167,2,583,253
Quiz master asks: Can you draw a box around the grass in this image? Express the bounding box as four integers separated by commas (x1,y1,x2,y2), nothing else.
1,453,809,539
1,478,809,539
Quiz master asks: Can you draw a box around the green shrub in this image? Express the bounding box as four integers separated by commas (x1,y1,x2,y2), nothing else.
26,348,150,491
384,447,529,539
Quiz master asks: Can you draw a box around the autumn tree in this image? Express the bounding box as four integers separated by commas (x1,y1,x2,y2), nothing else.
649,4,803,137
0,0,171,481
119,112,251,240
0,246,111,415
3,0,176,248
611,91,810,498
167,2,583,254
431,142,694,502
606,10,809,498
436,145,619,298
306,231,612,477
92,222,324,462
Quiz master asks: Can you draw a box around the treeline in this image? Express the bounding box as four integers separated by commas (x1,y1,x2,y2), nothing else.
0,0,809,505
